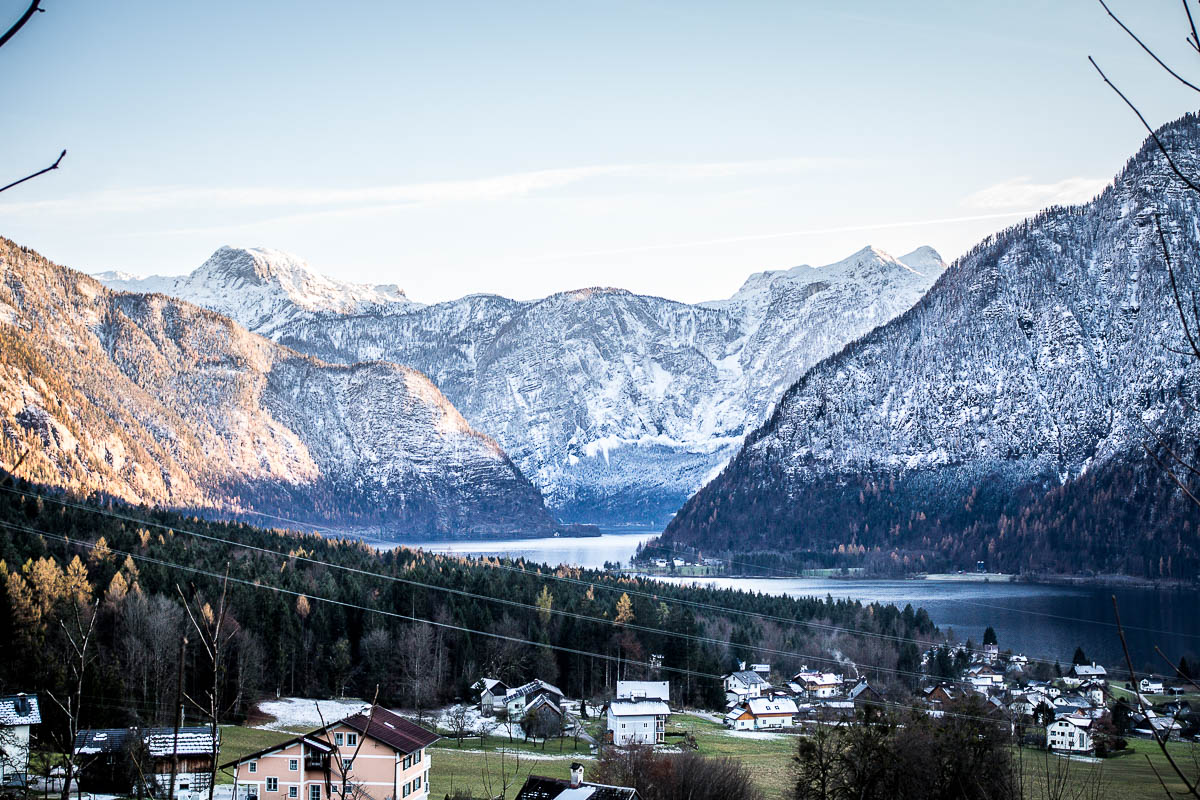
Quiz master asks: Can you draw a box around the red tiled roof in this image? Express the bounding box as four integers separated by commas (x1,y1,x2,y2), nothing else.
341,707,440,755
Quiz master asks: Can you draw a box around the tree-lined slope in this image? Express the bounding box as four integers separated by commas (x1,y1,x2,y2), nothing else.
660,115,1200,578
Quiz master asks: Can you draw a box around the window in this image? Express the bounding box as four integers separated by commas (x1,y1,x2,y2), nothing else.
310,786,321,800
413,776,421,790
289,788,298,798
413,750,421,764
248,762,258,774
402,783,411,798
346,733,358,747
289,760,298,772
335,733,344,746
402,755,412,770
266,778,278,793
342,759,352,772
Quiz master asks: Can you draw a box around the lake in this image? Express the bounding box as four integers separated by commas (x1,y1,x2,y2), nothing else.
408,530,1199,671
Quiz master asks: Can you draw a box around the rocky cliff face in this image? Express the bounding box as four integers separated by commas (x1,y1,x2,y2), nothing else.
102,246,944,524
660,115,1200,578
0,240,554,537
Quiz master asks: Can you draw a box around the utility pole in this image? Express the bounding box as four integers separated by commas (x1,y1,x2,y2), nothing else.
168,634,188,800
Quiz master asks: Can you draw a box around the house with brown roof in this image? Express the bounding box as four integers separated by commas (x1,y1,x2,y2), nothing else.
221,706,439,800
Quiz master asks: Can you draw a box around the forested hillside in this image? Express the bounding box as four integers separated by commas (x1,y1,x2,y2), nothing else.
0,476,937,738
659,114,1200,579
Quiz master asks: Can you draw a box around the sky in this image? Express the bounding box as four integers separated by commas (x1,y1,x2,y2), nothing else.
0,0,1198,304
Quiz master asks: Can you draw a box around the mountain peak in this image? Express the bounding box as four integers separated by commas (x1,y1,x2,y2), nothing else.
897,246,946,275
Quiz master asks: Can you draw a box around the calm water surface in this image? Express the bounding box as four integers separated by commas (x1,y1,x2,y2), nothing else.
404,531,1199,670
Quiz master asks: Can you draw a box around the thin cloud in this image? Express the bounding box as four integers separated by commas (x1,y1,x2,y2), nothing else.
0,157,853,217
964,176,1109,210
517,210,1036,264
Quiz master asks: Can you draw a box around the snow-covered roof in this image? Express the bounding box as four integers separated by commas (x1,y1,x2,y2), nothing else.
607,698,669,717
0,694,40,726
615,681,668,701
1071,664,1107,677
146,728,219,757
474,678,506,693
746,697,798,716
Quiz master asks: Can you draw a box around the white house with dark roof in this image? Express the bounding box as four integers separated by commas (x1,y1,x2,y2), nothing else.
723,670,769,705
605,698,669,745
1070,663,1107,683
505,680,565,718
0,694,40,785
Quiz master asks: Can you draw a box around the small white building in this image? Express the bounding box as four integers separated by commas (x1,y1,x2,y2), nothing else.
616,681,669,702
0,694,40,785
724,697,798,731
1047,716,1094,753
472,677,509,715
505,679,564,718
724,670,770,705
1139,678,1165,694
606,698,669,746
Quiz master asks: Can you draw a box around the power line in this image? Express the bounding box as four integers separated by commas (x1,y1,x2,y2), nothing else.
0,483,1164,678
0,518,1023,730
0,484,1064,683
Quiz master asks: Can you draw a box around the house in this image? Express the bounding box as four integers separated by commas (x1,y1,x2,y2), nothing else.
222,705,439,800
1139,678,1165,695
515,763,639,799
965,665,1004,688
0,694,40,787
506,680,565,719
847,681,883,712
723,696,798,731
922,684,957,707
746,663,771,679
74,726,219,795
723,670,769,704
615,681,669,703
605,698,669,745
982,643,1000,661
1070,663,1107,683
792,669,843,699
523,695,567,738
1047,716,1094,753
471,678,509,716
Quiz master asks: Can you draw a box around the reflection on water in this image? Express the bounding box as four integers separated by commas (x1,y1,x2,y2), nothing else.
401,529,659,571
653,576,1200,669
389,531,1199,670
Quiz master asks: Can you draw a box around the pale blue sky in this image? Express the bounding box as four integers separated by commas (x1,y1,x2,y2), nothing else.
0,0,1197,302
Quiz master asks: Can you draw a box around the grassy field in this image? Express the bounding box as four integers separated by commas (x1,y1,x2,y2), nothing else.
1016,738,1200,800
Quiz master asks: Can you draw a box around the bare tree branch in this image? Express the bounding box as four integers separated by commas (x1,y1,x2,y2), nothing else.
1089,56,1200,193
1098,0,1200,93
1112,596,1199,797
0,0,43,51
1157,214,1200,360
0,149,65,194
1185,0,1200,53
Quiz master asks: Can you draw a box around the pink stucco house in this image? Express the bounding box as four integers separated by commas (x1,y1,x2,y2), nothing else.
222,706,439,800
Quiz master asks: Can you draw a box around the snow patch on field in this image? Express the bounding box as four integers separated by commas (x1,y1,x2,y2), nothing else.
255,698,369,731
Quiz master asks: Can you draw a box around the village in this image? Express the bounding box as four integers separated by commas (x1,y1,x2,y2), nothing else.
2,637,1197,800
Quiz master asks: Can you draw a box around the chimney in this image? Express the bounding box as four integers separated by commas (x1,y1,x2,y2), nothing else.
569,763,584,788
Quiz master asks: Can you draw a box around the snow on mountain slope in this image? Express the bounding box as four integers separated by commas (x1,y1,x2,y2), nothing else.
1,239,553,537
99,246,418,336
659,113,1200,576
98,246,945,524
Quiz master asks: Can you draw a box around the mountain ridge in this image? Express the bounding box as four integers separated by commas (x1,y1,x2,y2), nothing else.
0,238,556,537
657,113,1200,578
100,243,947,523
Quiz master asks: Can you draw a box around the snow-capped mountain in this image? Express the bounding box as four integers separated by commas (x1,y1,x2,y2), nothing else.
97,245,945,524
98,246,418,336
1,239,554,537
659,114,1200,577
